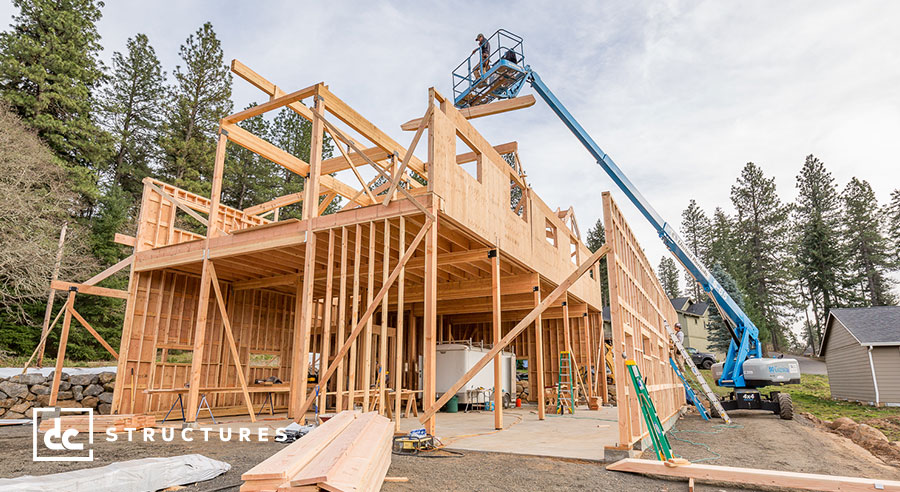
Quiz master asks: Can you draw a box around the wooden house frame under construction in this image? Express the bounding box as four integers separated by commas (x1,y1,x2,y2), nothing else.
36,60,683,451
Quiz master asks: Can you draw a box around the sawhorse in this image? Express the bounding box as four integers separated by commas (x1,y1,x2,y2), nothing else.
162,393,217,424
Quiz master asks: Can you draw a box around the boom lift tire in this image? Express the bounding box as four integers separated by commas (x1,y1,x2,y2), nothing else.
777,392,794,420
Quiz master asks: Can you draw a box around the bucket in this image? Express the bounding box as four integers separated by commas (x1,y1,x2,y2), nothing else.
446,395,459,413
515,398,522,408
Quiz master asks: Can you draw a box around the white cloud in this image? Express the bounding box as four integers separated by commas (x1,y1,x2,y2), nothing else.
2,0,898,297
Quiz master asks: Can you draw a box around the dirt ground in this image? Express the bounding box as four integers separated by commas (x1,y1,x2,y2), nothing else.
0,410,898,491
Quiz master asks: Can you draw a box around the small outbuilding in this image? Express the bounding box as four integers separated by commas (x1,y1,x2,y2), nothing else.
818,307,900,406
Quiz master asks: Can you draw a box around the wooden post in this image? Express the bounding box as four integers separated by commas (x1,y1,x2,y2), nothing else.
534,285,546,420
600,314,609,405
348,223,362,410
394,217,406,429
562,297,573,400
491,249,503,429
304,89,325,221
38,222,67,367
423,210,438,434
363,222,375,411
584,312,595,399
293,230,317,417
336,226,348,412
49,292,76,406
318,230,336,415
379,220,390,414
186,261,212,422
208,131,228,237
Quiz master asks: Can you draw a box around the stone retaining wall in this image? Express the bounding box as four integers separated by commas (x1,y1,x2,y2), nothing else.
0,371,115,419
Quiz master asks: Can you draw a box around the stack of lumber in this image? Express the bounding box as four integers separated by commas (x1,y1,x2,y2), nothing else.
38,413,156,433
241,411,393,492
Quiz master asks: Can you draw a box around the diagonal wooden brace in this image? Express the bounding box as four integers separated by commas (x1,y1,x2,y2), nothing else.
293,217,434,421
418,243,609,423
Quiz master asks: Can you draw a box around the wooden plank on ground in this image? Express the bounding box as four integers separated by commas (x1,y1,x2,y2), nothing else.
606,458,900,492
241,411,357,485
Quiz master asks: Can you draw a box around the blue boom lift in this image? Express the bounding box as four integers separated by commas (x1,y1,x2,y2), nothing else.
453,30,800,419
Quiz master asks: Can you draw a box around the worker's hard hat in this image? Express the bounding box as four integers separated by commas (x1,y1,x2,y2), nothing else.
674,322,682,328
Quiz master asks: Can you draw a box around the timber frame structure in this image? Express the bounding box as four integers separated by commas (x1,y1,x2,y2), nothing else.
36,60,683,449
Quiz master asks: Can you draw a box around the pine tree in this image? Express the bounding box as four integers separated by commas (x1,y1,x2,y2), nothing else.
730,162,797,352
657,256,680,299
99,33,166,199
221,105,281,210
269,107,336,218
159,22,232,195
709,207,736,276
680,199,711,300
885,189,900,267
585,218,609,306
793,155,844,348
0,0,111,209
842,178,895,306
706,262,745,353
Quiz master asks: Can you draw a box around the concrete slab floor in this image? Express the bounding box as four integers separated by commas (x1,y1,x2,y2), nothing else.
158,404,622,462
397,403,620,462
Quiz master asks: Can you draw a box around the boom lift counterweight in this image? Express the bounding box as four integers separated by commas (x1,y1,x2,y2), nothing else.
452,30,800,418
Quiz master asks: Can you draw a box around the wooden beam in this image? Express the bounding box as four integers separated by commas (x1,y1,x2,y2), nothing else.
231,59,315,121
49,293,75,405
384,105,432,207
606,459,900,492
244,192,305,216
50,281,128,300
321,146,390,175
114,233,136,248
224,84,318,123
145,181,210,228
207,262,257,422
223,122,368,206
316,114,433,221
318,230,336,414
318,85,427,176
294,218,433,420
84,255,134,286
186,257,213,422
362,222,375,411
456,142,518,165
401,95,535,131
419,244,609,423
37,222,66,367
335,226,349,412
68,307,118,359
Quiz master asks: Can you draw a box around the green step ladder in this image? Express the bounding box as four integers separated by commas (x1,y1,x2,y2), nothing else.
556,351,575,414
625,359,673,461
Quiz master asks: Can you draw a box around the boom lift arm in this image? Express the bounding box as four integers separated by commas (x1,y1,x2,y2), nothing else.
450,30,798,397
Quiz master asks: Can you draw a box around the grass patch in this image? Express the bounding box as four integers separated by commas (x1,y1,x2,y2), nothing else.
698,369,900,441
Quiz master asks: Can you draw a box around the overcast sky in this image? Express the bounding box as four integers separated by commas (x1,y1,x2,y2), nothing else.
3,1,899,297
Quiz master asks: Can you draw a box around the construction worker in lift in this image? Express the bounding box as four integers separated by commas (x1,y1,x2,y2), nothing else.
472,33,490,79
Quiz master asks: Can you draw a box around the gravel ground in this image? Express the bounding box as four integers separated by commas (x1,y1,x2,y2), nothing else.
0,409,897,491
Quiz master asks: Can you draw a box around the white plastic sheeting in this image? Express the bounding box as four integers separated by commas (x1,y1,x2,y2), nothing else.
0,454,231,492
0,366,117,378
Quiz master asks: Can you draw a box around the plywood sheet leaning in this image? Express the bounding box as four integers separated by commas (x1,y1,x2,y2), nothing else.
240,410,392,492
602,192,684,450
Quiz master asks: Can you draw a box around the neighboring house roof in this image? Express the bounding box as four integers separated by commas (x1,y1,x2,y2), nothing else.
686,301,709,317
670,297,690,311
818,307,900,356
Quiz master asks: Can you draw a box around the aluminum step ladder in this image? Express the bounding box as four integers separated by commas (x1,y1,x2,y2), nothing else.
664,320,731,424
